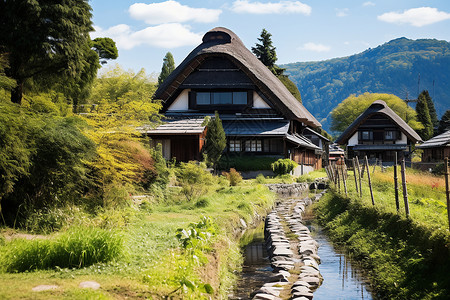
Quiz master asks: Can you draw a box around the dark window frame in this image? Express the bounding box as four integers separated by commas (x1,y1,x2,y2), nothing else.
189,89,253,110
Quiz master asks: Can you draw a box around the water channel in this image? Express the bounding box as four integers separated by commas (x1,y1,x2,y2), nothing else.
230,201,374,300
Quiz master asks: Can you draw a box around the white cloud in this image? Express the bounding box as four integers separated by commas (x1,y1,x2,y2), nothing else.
336,8,349,17
378,7,450,27
299,42,331,52
363,1,375,7
231,0,311,15
129,1,222,24
91,23,202,49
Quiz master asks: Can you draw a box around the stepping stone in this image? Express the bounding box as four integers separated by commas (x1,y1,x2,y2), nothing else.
79,281,101,290
290,296,310,300
32,285,58,292
252,287,281,297
292,286,311,294
291,292,313,300
298,276,321,286
253,293,279,300
292,281,312,288
272,247,293,257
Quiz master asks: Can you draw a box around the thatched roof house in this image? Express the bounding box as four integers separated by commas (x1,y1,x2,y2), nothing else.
335,100,422,163
146,27,324,171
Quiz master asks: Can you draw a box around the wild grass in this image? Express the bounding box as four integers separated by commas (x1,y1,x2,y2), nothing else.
315,167,450,299
1,227,124,272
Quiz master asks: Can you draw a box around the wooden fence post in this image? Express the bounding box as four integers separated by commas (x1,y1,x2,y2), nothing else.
336,165,341,193
352,158,358,195
401,158,410,217
356,156,362,197
365,156,375,206
444,157,449,231
394,152,400,212
341,163,348,196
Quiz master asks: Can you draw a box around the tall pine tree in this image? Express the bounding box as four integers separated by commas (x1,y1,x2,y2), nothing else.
416,92,434,140
418,90,438,130
158,52,175,86
252,29,285,76
252,29,301,102
438,110,450,134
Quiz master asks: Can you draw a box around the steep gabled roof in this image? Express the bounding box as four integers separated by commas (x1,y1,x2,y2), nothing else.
154,27,320,128
335,100,422,144
417,130,450,149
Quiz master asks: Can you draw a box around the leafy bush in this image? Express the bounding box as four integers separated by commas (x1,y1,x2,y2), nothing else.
2,227,124,272
222,168,243,186
195,197,210,208
271,158,298,175
175,162,214,201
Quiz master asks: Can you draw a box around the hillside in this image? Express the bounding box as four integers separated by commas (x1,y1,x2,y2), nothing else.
282,37,450,132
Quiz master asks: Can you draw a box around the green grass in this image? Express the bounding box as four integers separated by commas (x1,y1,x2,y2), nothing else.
315,167,450,299
1,227,124,272
0,179,276,299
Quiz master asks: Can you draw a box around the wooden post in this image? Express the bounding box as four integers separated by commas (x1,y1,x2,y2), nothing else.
337,165,341,193
356,156,362,197
352,158,359,195
394,152,400,213
329,164,335,184
444,157,450,231
401,158,410,217
365,156,375,206
341,163,348,196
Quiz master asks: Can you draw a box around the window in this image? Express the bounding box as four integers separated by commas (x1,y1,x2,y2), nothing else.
197,92,210,105
229,140,241,152
212,92,232,104
245,140,262,152
194,91,249,106
361,131,372,140
385,131,396,140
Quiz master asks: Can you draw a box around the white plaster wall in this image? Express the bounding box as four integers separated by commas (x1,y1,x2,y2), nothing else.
167,89,190,111
292,165,315,176
253,92,271,109
348,132,359,146
399,132,407,144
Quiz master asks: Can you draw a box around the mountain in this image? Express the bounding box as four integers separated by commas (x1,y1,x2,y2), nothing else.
282,37,450,132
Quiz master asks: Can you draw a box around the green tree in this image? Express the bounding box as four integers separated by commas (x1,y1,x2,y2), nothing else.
438,110,450,134
91,38,119,65
418,90,438,129
0,1,116,104
331,93,423,133
416,92,434,140
0,54,15,91
158,52,175,86
252,29,285,76
277,75,302,103
204,112,226,170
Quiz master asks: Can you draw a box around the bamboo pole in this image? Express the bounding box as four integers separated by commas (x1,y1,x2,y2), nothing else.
352,158,359,195
356,156,362,197
394,152,400,212
336,165,341,193
445,157,449,231
365,156,375,206
341,162,348,196
401,158,410,217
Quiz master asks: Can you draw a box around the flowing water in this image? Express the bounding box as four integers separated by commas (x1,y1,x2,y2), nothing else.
230,202,375,300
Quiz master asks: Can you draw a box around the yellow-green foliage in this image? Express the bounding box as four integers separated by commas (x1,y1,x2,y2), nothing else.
331,92,423,132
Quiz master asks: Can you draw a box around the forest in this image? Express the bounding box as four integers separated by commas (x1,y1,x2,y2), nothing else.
283,37,450,132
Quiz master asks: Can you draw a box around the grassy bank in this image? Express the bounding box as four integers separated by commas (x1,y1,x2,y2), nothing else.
314,167,450,299
0,175,276,299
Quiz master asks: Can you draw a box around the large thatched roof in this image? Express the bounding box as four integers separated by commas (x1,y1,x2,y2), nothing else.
335,100,422,144
154,27,320,128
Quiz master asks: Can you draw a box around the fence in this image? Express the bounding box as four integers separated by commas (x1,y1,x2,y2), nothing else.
325,156,450,231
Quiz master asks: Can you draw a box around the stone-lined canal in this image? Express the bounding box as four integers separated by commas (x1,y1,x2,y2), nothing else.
230,187,374,300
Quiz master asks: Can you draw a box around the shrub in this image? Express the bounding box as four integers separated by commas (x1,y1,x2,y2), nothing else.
3,226,124,272
218,155,279,171
255,173,266,184
195,197,210,208
271,158,298,175
222,168,243,186
175,162,214,201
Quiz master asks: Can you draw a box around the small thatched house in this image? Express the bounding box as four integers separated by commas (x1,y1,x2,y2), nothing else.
335,100,422,163
144,27,324,171
417,130,450,162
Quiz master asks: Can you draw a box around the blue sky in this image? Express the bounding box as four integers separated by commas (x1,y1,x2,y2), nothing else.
90,0,450,76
